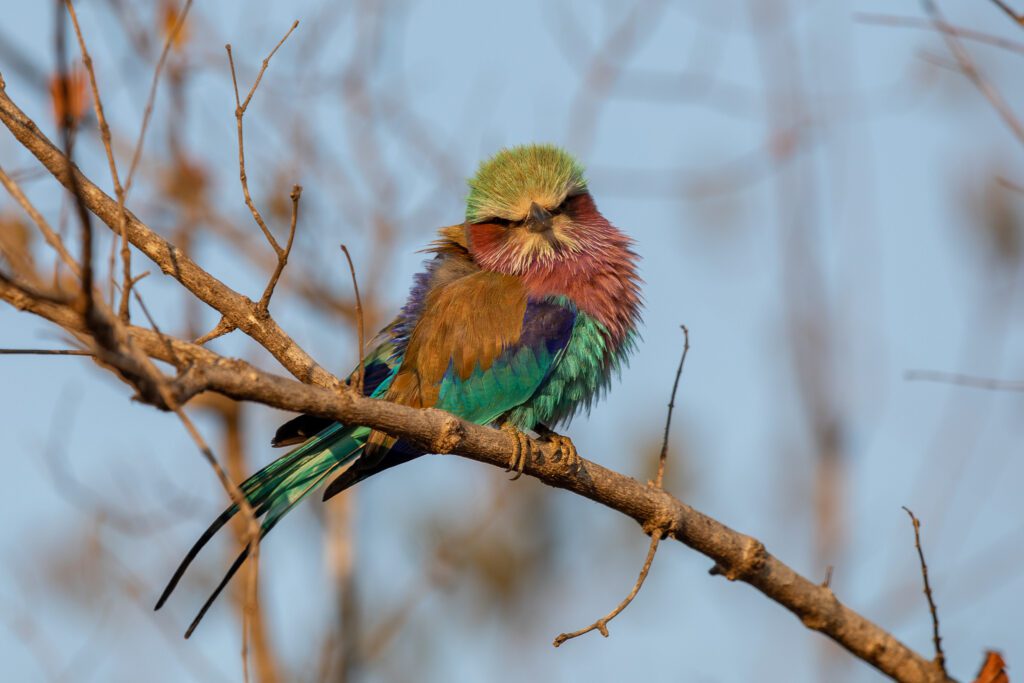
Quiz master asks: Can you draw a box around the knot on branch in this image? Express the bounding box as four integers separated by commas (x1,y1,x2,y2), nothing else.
170,362,207,405
865,637,889,663
710,538,767,582
641,512,673,539
431,415,465,454
800,610,831,632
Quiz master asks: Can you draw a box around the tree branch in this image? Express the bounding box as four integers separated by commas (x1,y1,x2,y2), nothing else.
0,79,339,388
0,272,955,683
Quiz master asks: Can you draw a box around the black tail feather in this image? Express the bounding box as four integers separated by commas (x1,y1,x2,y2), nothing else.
155,505,238,611
323,442,423,501
183,546,250,639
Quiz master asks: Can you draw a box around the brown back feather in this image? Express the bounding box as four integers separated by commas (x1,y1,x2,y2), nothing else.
387,270,527,409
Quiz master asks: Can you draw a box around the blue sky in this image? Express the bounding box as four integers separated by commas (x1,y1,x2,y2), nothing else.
1,1,1023,681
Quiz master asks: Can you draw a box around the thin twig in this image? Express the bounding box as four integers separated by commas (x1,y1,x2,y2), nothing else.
0,348,91,356
340,244,365,394
130,287,181,368
193,316,236,346
120,0,192,318
854,12,1024,56
922,0,1024,148
225,21,299,282
656,324,689,488
554,325,690,647
905,369,1024,392
0,164,81,277
988,0,1024,25
901,507,947,677
822,565,834,589
552,533,661,646
123,0,191,196
128,283,259,683
257,185,301,314
64,0,132,315
54,0,94,317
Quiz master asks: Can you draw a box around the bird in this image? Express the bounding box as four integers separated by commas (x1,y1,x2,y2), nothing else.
154,143,642,637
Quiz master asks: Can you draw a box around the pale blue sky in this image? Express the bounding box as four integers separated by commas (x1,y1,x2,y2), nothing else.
1,1,1022,681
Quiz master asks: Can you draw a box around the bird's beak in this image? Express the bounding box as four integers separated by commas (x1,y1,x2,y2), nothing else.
526,202,553,233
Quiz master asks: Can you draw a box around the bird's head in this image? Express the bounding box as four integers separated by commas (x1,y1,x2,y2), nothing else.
464,144,609,274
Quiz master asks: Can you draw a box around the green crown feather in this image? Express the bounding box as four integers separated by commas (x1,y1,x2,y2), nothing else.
465,144,587,223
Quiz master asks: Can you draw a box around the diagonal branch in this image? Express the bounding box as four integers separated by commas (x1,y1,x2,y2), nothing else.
0,273,956,683
0,162,81,278
922,0,1024,148
0,80,339,388
988,0,1024,26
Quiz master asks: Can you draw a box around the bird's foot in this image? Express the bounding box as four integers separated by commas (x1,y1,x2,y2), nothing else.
501,423,533,481
536,427,581,473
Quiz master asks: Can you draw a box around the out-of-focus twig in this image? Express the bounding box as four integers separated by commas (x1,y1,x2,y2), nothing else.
905,369,1024,391
855,12,1024,56
988,0,1024,26
0,163,80,277
922,0,1024,147
0,348,90,355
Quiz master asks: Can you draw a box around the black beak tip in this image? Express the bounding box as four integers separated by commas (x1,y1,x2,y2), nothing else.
527,202,553,232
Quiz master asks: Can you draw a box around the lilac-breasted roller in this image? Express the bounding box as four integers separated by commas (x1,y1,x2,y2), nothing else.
155,144,642,636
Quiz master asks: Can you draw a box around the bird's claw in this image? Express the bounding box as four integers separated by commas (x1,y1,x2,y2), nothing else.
501,423,532,480
540,432,581,473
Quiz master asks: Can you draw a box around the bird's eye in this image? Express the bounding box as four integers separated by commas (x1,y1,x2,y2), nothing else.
479,216,513,227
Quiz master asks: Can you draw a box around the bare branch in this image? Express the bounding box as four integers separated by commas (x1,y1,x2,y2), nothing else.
553,533,661,646
855,13,1024,56
225,21,300,300
902,507,947,678
0,163,80,277
256,184,301,314
905,369,1024,392
53,2,94,318
0,271,957,682
0,82,339,387
554,325,689,646
922,0,1024,148
656,324,689,489
193,316,236,346
122,0,192,196
64,0,132,315
988,0,1024,26
0,348,91,356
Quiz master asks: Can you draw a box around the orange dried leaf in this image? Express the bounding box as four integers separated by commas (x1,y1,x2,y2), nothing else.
48,66,89,126
161,1,190,50
973,650,1009,683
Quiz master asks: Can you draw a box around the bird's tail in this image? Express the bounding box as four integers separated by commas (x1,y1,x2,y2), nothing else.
154,422,370,637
